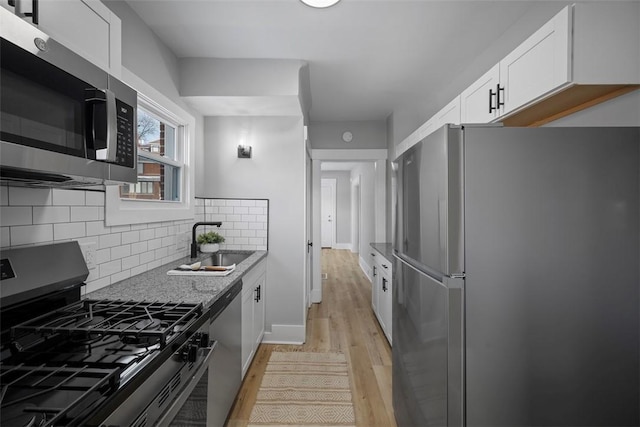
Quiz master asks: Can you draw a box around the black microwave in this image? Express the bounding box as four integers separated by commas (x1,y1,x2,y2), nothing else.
0,7,137,188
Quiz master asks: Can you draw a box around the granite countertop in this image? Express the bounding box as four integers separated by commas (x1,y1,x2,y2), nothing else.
86,250,267,311
370,242,394,263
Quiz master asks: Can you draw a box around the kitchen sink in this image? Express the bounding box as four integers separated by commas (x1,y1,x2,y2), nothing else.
169,252,253,275
201,252,251,267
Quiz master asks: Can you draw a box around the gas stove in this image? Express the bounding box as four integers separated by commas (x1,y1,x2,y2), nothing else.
0,242,212,427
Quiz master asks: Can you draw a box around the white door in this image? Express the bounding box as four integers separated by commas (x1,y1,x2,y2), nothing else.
321,178,336,248
305,146,313,308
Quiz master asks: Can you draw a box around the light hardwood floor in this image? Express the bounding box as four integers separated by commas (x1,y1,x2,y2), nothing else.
226,248,396,427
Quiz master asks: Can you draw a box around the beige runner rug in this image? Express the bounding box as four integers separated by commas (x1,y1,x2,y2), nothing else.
247,351,356,426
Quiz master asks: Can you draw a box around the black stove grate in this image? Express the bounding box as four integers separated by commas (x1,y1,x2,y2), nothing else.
0,364,120,427
11,299,203,349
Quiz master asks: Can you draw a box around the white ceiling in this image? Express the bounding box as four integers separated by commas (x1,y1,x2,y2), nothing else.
123,0,566,123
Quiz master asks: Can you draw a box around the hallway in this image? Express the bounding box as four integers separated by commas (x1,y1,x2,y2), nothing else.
227,248,396,426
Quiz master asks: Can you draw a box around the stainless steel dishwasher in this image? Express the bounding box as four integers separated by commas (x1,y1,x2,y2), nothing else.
169,280,242,426
208,280,242,426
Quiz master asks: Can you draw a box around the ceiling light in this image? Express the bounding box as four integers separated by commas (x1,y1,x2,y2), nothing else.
300,0,341,8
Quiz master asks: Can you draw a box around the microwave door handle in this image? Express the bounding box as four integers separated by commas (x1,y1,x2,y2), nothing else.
85,89,107,159
104,89,118,163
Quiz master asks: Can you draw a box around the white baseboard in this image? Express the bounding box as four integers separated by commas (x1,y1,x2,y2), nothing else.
262,324,306,345
359,256,373,282
335,243,352,250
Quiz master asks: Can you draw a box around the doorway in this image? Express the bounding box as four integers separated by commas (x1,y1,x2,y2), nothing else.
310,149,387,304
320,178,336,248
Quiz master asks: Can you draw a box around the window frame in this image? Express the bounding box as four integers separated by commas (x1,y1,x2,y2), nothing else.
105,68,195,226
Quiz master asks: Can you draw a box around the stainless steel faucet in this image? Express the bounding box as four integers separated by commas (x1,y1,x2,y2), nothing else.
191,221,222,258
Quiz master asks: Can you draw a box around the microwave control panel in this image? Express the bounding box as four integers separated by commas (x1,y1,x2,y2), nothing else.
116,100,135,168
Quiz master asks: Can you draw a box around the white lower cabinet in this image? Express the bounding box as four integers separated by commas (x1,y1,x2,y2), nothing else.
371,249,392,345
241,258,267,379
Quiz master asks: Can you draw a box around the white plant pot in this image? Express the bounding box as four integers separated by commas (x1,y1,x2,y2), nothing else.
199,243,220,253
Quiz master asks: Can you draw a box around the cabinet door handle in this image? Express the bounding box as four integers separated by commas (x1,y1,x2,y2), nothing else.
489,88,497,113
382,264,388,269
24,0,38,25
254,285,260,302
382,278,387,292
496,84,505,109
373,265,377,277
8,0,16,7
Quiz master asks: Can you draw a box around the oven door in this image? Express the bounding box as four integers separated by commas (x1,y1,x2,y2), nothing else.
100,339,216,427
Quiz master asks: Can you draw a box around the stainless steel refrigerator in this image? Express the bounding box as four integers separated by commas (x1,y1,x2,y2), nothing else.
392,124,639,427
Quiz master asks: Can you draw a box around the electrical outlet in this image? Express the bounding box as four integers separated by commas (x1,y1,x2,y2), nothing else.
80,242,97,269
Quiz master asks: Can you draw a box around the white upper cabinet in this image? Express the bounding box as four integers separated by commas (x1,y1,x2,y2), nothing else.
433,95,461,129
3,0,121,75
460,64,501,123
499,6,571,117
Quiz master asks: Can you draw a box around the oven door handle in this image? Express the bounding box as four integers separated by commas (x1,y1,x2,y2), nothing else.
156,340,217,427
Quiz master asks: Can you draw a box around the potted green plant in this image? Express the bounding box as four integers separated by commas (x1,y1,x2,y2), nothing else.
196,231,225,253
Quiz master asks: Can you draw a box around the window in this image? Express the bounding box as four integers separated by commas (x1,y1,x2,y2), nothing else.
105,68,195,227
120,107,181,201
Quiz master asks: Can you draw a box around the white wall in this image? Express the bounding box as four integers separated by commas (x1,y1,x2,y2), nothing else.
201,116,306,343
320,171,351,247
310,120,387,150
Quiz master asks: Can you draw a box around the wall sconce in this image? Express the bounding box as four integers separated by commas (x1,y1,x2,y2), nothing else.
237,145,252,158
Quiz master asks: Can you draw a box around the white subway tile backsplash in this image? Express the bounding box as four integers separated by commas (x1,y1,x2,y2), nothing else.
100,259,122,277
131,241,148,255
110,244,131,260
1,227,10,247
147,259,162,269
155,227,169,238
2,191,268,294
85,191,105,206
33,206,70,224
122,254,140,270
111,270,131,284
139,251,155,265
148,238,162,250
84,277,110,295
9,187,51,206
139,229,156,241
11,224,53,245
122,230,140,245
71,206,100,222
52,189,85,206
96,248,111,264
54,222,86,240
1,207,33,226
0,187,8,206
130,264,147,277
99,233,121,249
